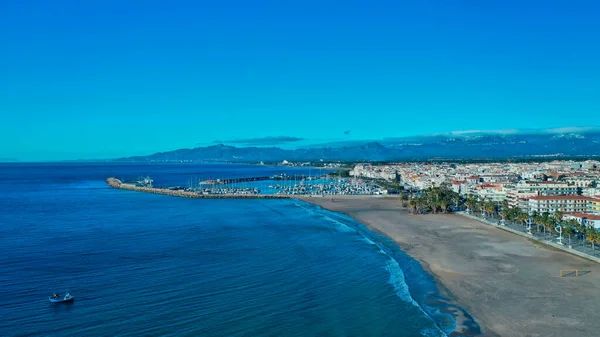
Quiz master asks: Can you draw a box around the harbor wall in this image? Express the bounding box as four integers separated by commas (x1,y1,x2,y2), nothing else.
105,178,292,199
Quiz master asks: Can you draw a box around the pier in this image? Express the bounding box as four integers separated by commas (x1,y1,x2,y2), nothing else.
105,178,292,199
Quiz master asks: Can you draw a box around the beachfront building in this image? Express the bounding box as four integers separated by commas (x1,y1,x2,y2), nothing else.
476,183,507,203
527,195,596,215
519,181,578,196
451,180,467,195
589,198,600,214
517,198,530,212
477,189,507,203
582,188,600,198
505,188,538,209
563,213,600,229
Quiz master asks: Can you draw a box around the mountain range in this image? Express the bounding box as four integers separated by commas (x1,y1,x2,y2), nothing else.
116,129,600,162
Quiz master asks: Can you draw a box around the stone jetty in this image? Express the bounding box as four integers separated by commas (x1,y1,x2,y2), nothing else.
105,178,291,199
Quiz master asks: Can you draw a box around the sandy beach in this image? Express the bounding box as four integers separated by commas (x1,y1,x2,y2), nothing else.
300,196,600,337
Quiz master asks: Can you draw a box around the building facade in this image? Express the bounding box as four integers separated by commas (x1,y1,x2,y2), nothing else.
528,195,595,215
563,213,600,229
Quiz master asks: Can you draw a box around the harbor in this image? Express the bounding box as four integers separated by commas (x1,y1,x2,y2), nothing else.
106,174,388,199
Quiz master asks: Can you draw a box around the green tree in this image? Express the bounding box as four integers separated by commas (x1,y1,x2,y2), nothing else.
409,198,418,213
538,212,552,236
586,227,598,252
400,193,409,208
483,200,497,218
516,210,529,226
563,219,577,246
465,196,478,214
553,210,563,224
501,200,509,212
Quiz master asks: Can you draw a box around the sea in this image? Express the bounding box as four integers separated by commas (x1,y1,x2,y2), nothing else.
0,163,458,337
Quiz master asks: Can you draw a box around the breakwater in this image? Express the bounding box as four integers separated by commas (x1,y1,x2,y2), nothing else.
105,178,291,199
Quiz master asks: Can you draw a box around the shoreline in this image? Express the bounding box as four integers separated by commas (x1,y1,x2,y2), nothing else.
301,197,482,337
359,215,482,336
300,196,600,337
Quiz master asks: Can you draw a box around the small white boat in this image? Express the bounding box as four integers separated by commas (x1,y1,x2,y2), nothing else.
49,292,74,303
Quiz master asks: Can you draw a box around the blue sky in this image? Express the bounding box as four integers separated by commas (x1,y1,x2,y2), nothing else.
1,0,599,161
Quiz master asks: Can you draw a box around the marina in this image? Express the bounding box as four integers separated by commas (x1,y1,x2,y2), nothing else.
106,174,387,198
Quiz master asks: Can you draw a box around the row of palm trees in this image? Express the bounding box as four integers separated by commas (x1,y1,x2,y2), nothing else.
401,184,461,214
401,188,600,252
462,194,600,252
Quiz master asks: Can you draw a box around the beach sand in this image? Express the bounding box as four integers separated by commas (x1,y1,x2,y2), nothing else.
300,196,600,337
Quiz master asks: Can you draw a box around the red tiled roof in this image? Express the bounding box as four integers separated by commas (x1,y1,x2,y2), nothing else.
564,213,600,221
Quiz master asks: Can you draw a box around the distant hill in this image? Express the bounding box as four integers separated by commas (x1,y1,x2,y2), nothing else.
115,130,600,162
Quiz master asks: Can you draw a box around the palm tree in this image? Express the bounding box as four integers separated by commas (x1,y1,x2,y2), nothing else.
537,212,552,237
400,193,409,208
516,211,529,227
483,200,496,218
553,210,563,224
563,219,576,246
465,196,478,214
574,221,587,242
533,213,542,233
439,198,450,214
586,227,598,252
409,198,418,213
594,230,600,254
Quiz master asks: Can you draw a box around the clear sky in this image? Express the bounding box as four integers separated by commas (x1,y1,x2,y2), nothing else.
2,0,599,161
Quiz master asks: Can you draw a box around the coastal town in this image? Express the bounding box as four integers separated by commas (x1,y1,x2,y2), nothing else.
103,159,600,337
351,160,600,220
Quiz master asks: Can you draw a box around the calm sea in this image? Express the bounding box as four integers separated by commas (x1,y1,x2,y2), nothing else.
0,163,456,337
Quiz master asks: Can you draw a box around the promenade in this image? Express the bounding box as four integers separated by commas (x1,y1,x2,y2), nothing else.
459,212,600,264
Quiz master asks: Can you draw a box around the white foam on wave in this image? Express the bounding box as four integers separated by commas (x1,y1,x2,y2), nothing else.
292,202,316,215
386,259,448,337
361,237,377,245
385,258,417,304
322,216,356,232
294,201,450,336
420,327,447,337
293,202,357,233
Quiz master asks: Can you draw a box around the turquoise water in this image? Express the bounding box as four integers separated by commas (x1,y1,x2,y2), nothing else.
0,163,457,336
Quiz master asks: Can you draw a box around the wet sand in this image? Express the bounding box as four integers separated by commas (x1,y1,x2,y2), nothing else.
300,196,600,337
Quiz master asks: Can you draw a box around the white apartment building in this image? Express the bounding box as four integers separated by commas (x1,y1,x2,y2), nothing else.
477,189,507,203
582,188,600,198
563,213,600,229
515,181,577,196
527,195,595,215
564,177,595,188
505,188,538,209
